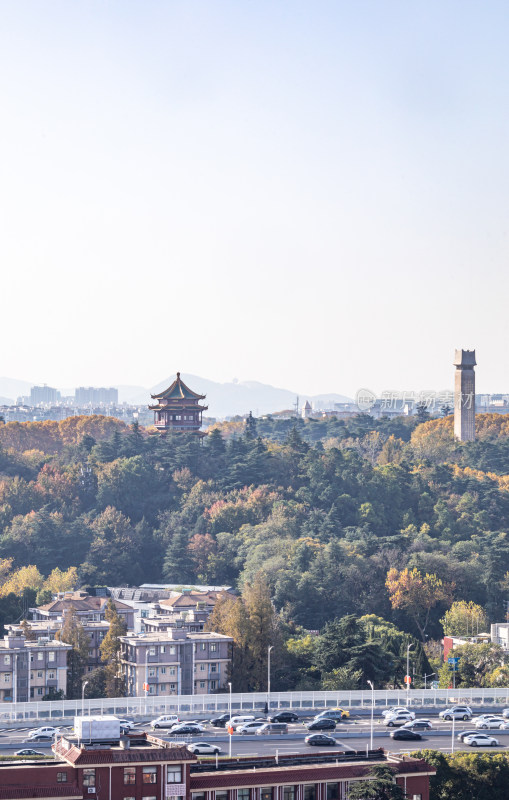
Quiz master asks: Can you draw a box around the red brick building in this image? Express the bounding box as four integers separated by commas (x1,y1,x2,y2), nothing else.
0,736,434,800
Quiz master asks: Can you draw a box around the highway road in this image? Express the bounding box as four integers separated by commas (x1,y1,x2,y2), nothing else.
3,714,509,758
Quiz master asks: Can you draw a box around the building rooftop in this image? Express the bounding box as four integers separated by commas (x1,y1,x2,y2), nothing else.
53,733,195,765
121,630,233,644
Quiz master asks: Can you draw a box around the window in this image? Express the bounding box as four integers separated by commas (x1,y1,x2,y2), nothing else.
57,772,67,783
261,790,273,800
304,787,316,800
144,797,157,800
37,652,43,661
169,646,176,655
192,794,206,800
170,683,176,691
83,769,95,787
412,796,422,800
283,788,295,800
148,668,156,677
210,680,216,690
30,654,34,662
37,687,43,695
3,674,9,683
37,671,43,678
167,766,182,783
210,664,217,672
326,785,338,800
160,684,166,691
238,791,250,800
149,646,156,656
201,643,206,650
210,643,217,652
143,767,157,784
200,681,205,688
48,671,55,679
48,651,55,662
124,797,135,800
160,646,166,654
124,768,136,785
3,655,10,665
169,667,176,676
160,667,166,674
216,792,228,800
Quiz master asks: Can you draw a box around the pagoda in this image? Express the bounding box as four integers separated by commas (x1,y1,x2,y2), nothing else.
149,373,208,434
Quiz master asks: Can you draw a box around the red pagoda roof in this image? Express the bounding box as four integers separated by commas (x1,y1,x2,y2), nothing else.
151,373,206,401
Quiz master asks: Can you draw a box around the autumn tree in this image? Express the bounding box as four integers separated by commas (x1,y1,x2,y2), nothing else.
100,599,127,697
440,601,488,637
56,608,90,699
43,566,78,595
386,567,454,641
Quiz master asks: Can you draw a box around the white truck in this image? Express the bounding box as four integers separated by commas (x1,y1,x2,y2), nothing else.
74,715,122,744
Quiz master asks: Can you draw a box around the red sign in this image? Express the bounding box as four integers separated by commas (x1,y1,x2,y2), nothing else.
404,675,412,684
143,682,149,691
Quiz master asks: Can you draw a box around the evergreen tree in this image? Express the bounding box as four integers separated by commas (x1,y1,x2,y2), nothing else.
56,608,90,699
162,530,195,583
100,599,127,697
347,765,405,799
244,412,258,440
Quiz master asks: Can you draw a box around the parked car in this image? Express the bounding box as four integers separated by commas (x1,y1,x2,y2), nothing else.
502,708,509,719
255,723,289,735
305,734,337,746
15,749,45,757
118,719,134,733
305,719,336,731
475,716,505,729
151,715,179,729
268,711,299,723
187,742,222,755
457,729,479,742
463,733,499,747
237,721,267,734
498,721,509,730
228,715,255,728
210,714,231,728
438,706,472,721
169,723,205,735
231,717,264,731
315,708,350,720
381,707,410,718
390,729,422,741
402,719,432,731
384,712,415,727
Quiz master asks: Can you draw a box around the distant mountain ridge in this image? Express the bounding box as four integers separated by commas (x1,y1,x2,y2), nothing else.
0,374,351,419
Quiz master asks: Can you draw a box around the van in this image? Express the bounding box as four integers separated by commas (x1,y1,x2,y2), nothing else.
256,722,288,735
229,715,255,727
151,715,179,729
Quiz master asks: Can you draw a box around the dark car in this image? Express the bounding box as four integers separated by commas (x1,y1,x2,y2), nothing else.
268,712,299,723
305,734,337,746
15,749,45,757
169,724,203,735
210,714,231,728
390,729,422,741
305,719,336,731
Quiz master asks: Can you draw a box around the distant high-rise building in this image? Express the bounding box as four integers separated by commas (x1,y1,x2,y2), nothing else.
454,349,476,441
75,387,118,405
30,385,59,405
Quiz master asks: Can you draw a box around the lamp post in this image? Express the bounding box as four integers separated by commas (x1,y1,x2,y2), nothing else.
406,644,413,693
228,681,232,758
367,680,374,750
267,645,274,714
82,680,89,717
423,672,436,690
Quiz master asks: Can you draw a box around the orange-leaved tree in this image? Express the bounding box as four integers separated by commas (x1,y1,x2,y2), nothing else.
386,567,454,642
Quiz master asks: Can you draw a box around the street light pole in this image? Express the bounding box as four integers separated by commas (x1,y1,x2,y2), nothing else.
267,645,274,713
367,680,374,750
228,681,232,758
82,680,89,717
406,644,413,693
423,672,436,690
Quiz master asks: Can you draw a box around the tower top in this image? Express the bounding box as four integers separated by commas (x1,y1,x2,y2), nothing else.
453,349,476,368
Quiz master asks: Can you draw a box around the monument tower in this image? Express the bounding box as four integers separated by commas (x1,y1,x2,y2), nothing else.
453,349,476,441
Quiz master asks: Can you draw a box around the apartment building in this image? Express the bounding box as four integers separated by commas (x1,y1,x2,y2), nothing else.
0,631,71,703
30,590,135,629
6,619,110,673
120,628,233,697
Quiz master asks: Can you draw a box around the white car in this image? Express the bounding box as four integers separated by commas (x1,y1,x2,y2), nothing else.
236,720,267,734
475,716,505,729
187,742,222,755
439,706,472,721
118,719,134,732
151,715,179,729
463,733,499,747
381,706,410,718
498,721,509,730
384,711,415,727
27,726,60,741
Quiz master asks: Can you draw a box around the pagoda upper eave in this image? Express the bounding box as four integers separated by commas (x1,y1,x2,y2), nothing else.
149,403,208,412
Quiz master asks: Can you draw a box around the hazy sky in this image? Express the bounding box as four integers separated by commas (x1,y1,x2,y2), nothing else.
1,1,508,397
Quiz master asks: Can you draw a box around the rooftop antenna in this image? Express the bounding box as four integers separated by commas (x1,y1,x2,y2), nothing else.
294,396,300,417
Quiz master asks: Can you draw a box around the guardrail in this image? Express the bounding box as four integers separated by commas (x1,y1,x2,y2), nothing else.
2,688,509,723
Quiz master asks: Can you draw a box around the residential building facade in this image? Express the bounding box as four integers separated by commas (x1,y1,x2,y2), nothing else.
120,629,233,697
0,631,71,703
31,591,135,630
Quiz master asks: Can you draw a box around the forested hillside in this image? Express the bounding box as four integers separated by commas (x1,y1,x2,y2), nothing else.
1,412,509,690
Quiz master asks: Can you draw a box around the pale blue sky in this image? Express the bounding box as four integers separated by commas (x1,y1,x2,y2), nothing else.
1,1,507,397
